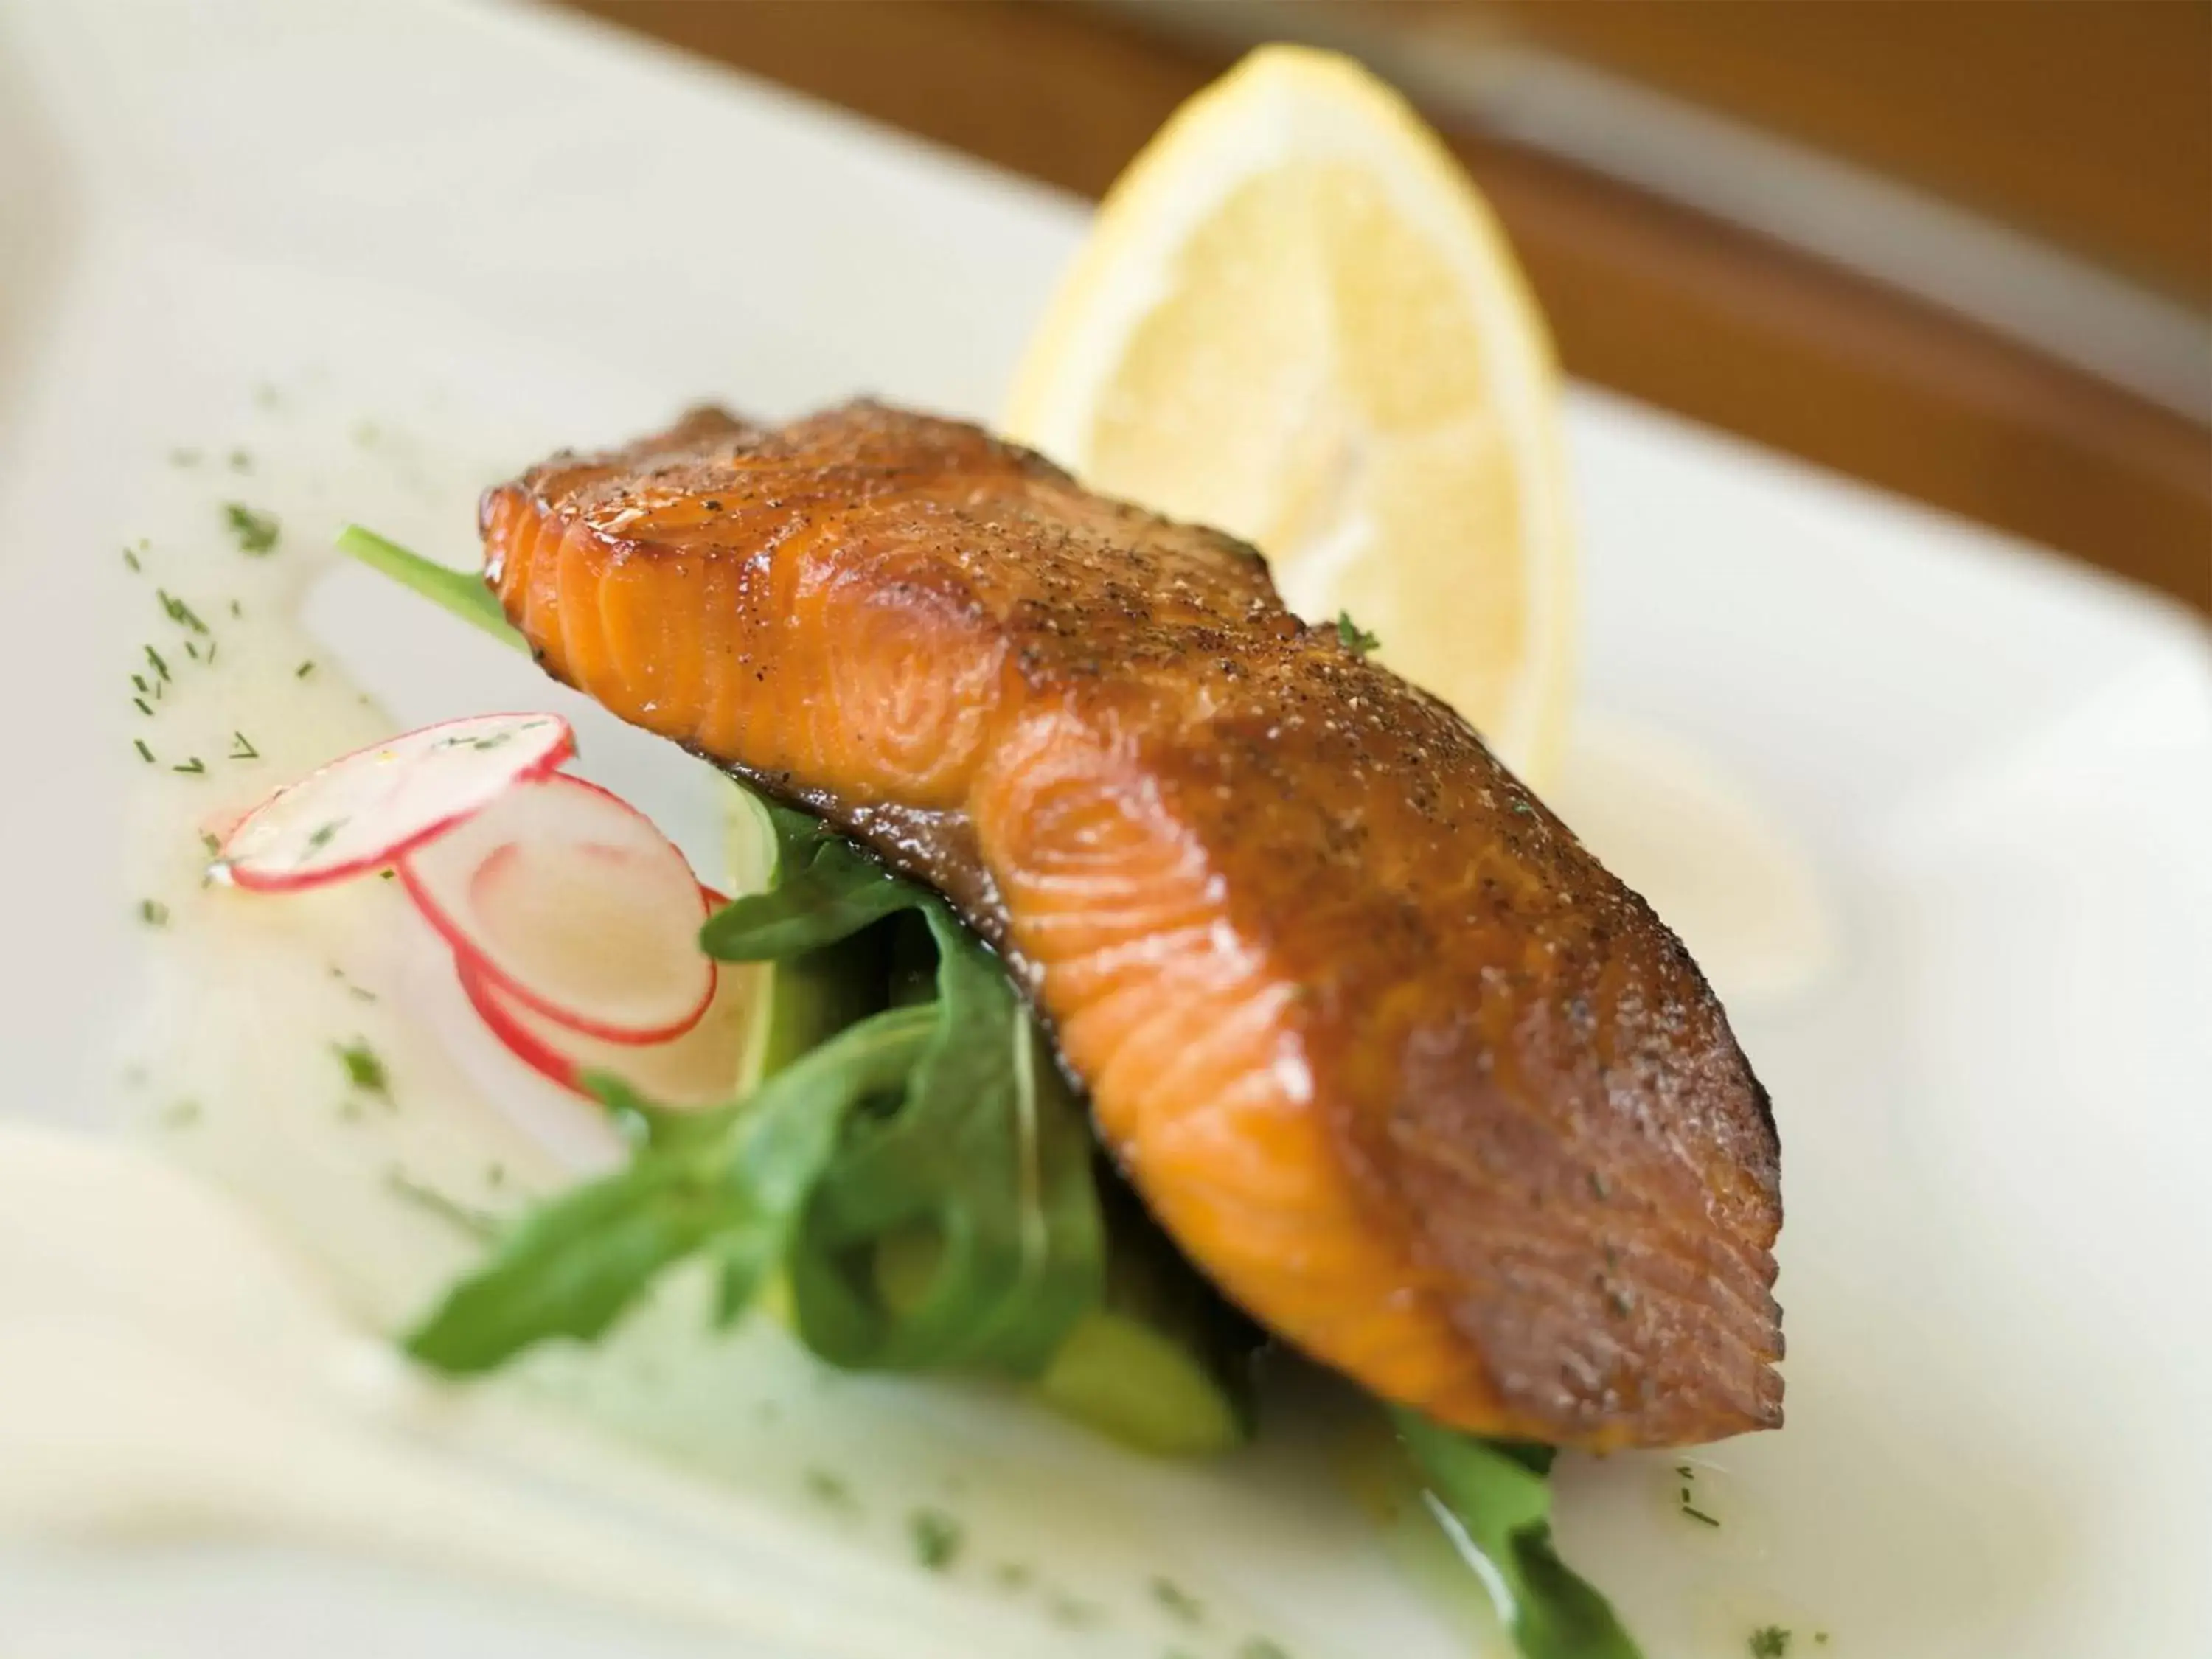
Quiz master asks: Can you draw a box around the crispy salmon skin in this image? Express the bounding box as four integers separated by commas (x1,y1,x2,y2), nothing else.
481,401,1782,1449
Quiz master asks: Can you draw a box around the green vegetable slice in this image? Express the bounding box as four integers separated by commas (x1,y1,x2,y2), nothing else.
1394,1411,1644,1659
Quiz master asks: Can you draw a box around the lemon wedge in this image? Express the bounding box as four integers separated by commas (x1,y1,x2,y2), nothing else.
1005,44,1575,782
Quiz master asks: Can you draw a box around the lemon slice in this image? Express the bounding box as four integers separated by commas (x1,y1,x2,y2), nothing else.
1005,44,1575,782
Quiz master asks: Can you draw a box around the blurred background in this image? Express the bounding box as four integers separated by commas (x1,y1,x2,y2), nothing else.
562,0,2210,613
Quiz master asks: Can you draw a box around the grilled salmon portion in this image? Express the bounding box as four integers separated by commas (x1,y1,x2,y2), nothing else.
481,401,1782,1449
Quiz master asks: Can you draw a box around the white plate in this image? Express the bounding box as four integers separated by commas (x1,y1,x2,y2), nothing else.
2,3,2208,1656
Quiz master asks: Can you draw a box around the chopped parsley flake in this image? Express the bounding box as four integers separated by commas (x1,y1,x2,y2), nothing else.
133,697,153,717
145,644,171,682
223,502,280,554
1748,1628,1792,1658
908,1507,964,1571
1334,611,1380,657
139,899,170,927
333,1038,388,1096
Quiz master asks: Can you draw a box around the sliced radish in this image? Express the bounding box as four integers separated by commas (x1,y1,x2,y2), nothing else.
212,712,574,891
456,941,764,1113
399,772,716,1044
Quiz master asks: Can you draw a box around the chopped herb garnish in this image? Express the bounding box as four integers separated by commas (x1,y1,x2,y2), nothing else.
228,448,252,473
171,757,206,776
386,1169,501,1240
229,730,260,760
1747,1629,1792,1658
122,547,142,572
199,830,222,857
296,659,316,678
1588,1171,1610,1200
131,673,150,695
992,1562,1034,1590
1510,798,1535,816
183,639,201,661
1044,1593,1103,1629
1335,611,1381,657
1239,1641,1293,1659
133,697,153,717
484,1162,506,1188
908,1507,964,1571
205,639,218,665
160,1099,201,1129
333,1037,388,1096
169,448,200,468
229,598,243,618
801,1467,855,1509
1681,1504,1722,1528
133,739,154,764
157,588,209,633
1151,1577,1205,1624
139,899,170,927
145,644,171,681
223,501,280,554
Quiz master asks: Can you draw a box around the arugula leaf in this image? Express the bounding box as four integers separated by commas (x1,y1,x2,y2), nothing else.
1394,1410,1644,1659
405,1005,935,1372
698,799,919,960
788,902,1103,1374
336,524,525,650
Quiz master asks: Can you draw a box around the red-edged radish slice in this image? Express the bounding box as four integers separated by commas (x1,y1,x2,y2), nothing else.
212,713,574,891
399,772,716,1044
456,939,764,1112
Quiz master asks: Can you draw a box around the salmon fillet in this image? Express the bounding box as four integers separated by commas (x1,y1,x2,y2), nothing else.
481,401,1783,1449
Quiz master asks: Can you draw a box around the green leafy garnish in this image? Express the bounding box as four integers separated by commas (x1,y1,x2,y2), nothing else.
223,502,281,554
407,1004,936,1369
1747,1629,1792,1658
335,524,524,648
333,1038,389,1096
1394,1411,1643,1659
1335,611,1380,656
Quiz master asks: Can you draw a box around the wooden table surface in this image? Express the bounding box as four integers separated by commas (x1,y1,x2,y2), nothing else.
566,0,2211,614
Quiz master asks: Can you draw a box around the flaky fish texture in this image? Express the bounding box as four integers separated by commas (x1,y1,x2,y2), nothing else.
481,401,1783,1448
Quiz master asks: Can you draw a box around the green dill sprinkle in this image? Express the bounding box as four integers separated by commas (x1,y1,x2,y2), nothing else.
1239,1641,1294,1659
157,588,209,633
122,547,142,572
131,673,150,695
333,1038,388,1096
1151,1577,1205,1624
133,697,153,717
145,644,171,681
991,1562,1034,1590
200,830,222,857
171,757,206,776
133,739,154,764
1334,611,1380,656
139,899,170,927
296,659,316,678
229,598,243,618
484,1161,506,1187
1043,1592,1102,1629
384,1168,501,1240
1682,1503,1722,1528
305,818,345,854
183,639,201,661
228,448,251,473
1509,798,1534,815
1589,1170,1610,1199
223,501,280,554
205,639,218,666
159,1099,201,1129
908,1507,964,1572
229,731,260,760
1748,1628,1792,1658
804,1467,855,1509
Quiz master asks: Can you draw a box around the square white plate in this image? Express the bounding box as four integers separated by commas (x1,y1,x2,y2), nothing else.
2,3,2207,1656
